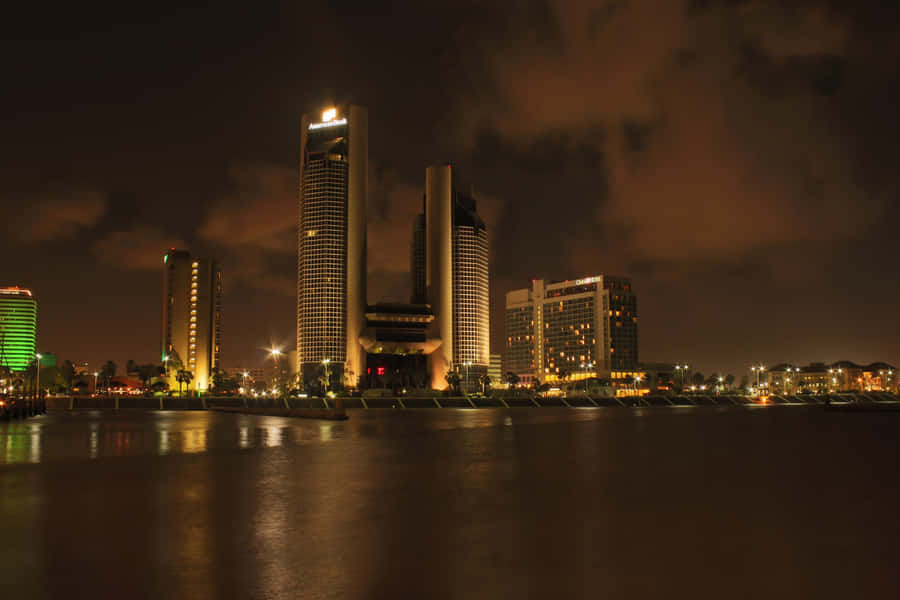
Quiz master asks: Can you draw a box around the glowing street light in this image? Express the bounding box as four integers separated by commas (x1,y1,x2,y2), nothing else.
751,364,765,392
35,352,42,401
322,358,331,394
464,361,472,395
269,348,282,395
674,364,689,389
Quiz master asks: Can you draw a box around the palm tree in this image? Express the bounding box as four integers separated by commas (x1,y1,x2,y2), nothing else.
164,350,183,377
445,371,461,394
725,374,736,390
505,371,520,388
479,374,491,394
60,360,76,393
176,369,194,397
137,364,157,392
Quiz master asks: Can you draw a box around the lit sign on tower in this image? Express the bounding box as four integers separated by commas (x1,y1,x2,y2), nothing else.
308,107,347,130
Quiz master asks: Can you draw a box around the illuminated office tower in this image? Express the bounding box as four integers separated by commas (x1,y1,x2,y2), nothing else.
424,165,489,390
297,105,367,386
162,249,222,392
0,287,37,372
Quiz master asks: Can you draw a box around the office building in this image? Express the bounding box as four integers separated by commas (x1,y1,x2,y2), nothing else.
162,249,222,392
421,164,490,391
505,275,638,383
297,105,367,387
0,287,37,372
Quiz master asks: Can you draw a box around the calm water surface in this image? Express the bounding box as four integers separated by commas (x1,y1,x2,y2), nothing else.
1,407,898,599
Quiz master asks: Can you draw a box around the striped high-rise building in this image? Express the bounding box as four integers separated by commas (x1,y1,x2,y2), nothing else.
162,249,222,392
297,105,367,387
0,287,37,372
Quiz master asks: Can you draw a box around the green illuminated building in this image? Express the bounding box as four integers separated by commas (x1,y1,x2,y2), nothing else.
0,287,37,372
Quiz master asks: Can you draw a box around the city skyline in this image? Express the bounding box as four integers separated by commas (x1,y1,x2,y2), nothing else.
3,2,900,376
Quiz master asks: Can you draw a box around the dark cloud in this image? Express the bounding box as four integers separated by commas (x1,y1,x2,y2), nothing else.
91,226,185,271
9,187,107,244
4,0,900,373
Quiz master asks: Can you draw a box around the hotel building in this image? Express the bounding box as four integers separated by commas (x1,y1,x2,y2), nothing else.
161,249,222,392
505,275,638,384
0,287,37,372
297,105,367,387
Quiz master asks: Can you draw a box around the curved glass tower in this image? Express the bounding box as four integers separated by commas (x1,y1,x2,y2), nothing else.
0,287,37,372
297,105,367,387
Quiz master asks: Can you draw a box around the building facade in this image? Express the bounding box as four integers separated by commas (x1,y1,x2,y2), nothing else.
0,287,37,372
505,275,638,384
764,361,897,394
162,249,222,392
488,353,502,389
420,165,490,391
410,212,426,304
297,105,367,387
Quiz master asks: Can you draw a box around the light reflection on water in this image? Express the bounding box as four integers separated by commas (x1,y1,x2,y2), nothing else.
2,407,900,599
6,409,599,465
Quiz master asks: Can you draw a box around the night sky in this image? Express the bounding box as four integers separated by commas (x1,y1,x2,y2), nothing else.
3,0,899,376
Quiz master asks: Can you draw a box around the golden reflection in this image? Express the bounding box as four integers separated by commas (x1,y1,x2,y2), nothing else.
239,426,250,449
264,425,283,447
182,429,208,454
158,431,170,455
319,422,333,441
29,423,41,464
89,423,99,459
4,423,27,464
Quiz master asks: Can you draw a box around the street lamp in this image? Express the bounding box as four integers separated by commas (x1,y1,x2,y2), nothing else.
581,361,593,393
464,361,472,395
269,348,281,396
322,358,331,394
93,371,99,395
751,364,765,393
35,352,42,401
242,371,249,394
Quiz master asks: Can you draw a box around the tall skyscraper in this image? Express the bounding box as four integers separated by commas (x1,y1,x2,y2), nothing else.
162,249,222,392
423,164,490,390
505,275,638,384
0,287,37,372
410,212,426,304
297,105,367,386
